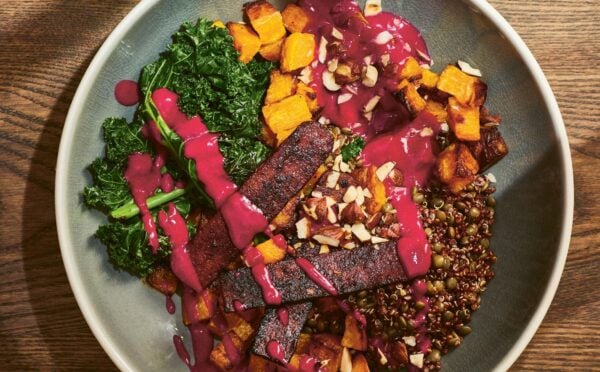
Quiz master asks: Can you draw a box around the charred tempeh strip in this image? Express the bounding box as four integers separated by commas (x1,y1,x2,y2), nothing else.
252,302,312,364
189,122,333,287
216,241,406,311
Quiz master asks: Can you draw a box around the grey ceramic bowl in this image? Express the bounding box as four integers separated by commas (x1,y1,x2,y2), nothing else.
56,0,573,371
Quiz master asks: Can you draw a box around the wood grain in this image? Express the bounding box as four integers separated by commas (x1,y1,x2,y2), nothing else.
0,1,598,370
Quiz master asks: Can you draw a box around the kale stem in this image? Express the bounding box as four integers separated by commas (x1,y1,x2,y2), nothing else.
110,188,187,219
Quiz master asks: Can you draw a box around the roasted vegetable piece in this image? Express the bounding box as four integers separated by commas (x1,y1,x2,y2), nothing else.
424,100,448,123
145,266,178,296
397,79,427,115
281,32,316,72
248,354,277,372
256,238,287,264
309,334,343,372
262,94,313,144
245,1,287,44
296,82,320,112
271,195,300,232
209,333,246,370
282,3,309,33
448,97,481,141
227,22,261,63
436,143,480,194
288,333,312,369
341,315,368,351
466,126,509,171
437,64,485,105
352,353,371,372
398,57,423,82
212,20,225,28
265,70,296,104
419,68,439,89
259,38,285,62
353,165,387,214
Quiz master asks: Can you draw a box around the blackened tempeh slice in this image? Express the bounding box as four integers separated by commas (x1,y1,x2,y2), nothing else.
252,302,312,364
216,241,406,311
189,122,333,287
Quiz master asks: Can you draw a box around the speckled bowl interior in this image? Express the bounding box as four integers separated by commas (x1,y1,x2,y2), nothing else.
56,0,572,371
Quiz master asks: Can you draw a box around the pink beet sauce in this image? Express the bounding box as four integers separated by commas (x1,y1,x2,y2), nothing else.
266,340,287,364
157,203,203,293
277,307,289,326
166,296,176,314
124,153,162,252
114,79,140,106
243,245,282,305
295,258,338,296
299,0,430,137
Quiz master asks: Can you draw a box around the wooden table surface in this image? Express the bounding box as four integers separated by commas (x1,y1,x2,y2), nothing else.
1,1,598,370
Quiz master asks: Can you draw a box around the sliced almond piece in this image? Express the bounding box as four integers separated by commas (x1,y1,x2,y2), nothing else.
326,171,340,188
458,60,482,77
298,66,312,85
378,348,388,365
319,245,330,254
364,0,382,16
363,188,373,198
362,65,379,87
313,234,340,247
420,127,434,137
327,207,337,224
318,116,331,125
403,336,416,347
339,161,350,173
296,217,311,239
311,190,323,198
331,27,344,40
327,58,339,72
380,53,390,66
333,154,342,171
351,223,371,242
323,71,341,91
375,31,393,45
409,353,424,369
343,185,358,203
363,95,381,113
355,186,365,206
376,161,396,181
338,93,353,104
371,236,389,244
340,347,352,372
318,36,328,63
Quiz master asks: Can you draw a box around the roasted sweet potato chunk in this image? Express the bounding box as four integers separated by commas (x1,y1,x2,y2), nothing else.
262,94,313,144
341,315,367,351
265,70,296,105
419,68,439,89
259,38,285,62
248,354,277,372
210,333,246,370
448,97,480,141
309,334,343,372
146,266,178,296
245,1,287,44
182,290,214,325
353,165,387,214
227,22,261,63
399,57,423,82
281,33,316,72
296,82,319,112
397,79,427,115
271,194,300,232
255,237,286,264
424,100,447,123
436,143,480,194
466,126,508,171
282,3,309,33
437,64,481,105
352,353,371,372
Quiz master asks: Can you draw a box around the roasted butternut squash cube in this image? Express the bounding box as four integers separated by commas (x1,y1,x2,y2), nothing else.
256,238,287,264
437,65,482,105
397,79,427,115
341,315,367,351
466,126,508,171
419,68,439,89
146,266,178,296
245,1,287,44
259,38,284,62
399,56,423,82
265,70,296,104
353,166,387,214
212,20,225,28
424,100,448,123
248,354,270,372
182,289,214,325
261,124,277,148
262,94,312,144
302,164,328,195
436,143,480,194
309,334,343,372
352,353,371,372
227,22,261,63
281,33,316,72
448,97,480,141
209,333,245,370
282,3,309,33
296,82,319,112
271,195,300,232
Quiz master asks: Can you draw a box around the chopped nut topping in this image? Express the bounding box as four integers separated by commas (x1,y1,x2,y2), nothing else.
376,161,396,181
410,353,424,369
343,185,358,203
296,217,310,239
340,347,352,372
375,31,393,45
326,171,341,188
331,27,344,40
338,93,353,104
323,71,342,91
351,223,371,242
458,60,482,77
364,0,382,16
313,234,340,247
363,95,381,113
362,64,379,87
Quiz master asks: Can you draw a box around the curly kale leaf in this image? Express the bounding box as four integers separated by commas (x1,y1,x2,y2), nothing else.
96,196,196,277
341,137,366,162
139,18,274,185
84,117,151,212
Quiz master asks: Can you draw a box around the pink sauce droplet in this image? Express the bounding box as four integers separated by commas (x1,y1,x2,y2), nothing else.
299,354,320,371
336,299,366,326
295,257,338,296
124,153,162,252
266,340,287,364
114,79,140,106
157,203,203,293
244,245,282,305
277,307,289,326
166,295,176,314
221,193,269,249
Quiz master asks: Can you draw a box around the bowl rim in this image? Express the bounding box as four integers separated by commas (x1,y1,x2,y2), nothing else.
55,0,574,371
